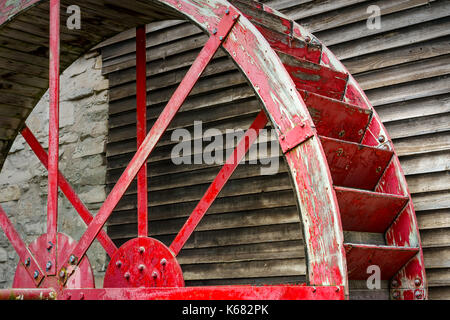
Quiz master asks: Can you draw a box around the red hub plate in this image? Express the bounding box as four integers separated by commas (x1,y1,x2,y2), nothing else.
103,237,185,288
13,233,95,292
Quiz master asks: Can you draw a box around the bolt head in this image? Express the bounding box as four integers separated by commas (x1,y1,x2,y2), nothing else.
415,291,423,300
392,291,400,299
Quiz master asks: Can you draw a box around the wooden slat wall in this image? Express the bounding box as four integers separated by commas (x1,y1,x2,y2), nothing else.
101,0,450,299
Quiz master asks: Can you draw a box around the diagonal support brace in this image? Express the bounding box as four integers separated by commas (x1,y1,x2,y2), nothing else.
20,126,118,258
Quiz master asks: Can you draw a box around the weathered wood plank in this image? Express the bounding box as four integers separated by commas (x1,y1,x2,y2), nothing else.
418,209,450,230
394,132,450,157
316,0,450,46
300,0,434,33
356,55,450,91
331,18,450,60
343,36,450,75
376,93,450,123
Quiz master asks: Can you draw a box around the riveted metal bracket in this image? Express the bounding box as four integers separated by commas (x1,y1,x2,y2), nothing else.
279,121,316,153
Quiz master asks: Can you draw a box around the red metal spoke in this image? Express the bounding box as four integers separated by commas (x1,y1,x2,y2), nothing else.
20,126,118,258
46,0,60,275
58,11,240,278
169,110,268,256
136,25,148,238
0,205,45,286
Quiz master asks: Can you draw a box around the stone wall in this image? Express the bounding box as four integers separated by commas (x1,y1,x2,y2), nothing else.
0,51,109,288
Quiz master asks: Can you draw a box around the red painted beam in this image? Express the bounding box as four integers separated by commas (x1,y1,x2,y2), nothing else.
58,10,240,280
0,205,44,286
136,25,148,238
20,126,118,257
46,0,60,275
60,286,344,300
0,289,56,300
169,110,268,256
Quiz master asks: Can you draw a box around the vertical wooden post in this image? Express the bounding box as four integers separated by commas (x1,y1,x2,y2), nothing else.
47,0,60,275
136,25,148,237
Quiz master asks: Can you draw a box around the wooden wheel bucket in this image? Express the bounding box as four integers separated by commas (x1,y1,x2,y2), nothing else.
0,0,426,300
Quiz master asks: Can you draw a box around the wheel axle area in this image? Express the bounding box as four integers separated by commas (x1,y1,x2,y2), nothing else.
103,237,185,288
12,233,95,295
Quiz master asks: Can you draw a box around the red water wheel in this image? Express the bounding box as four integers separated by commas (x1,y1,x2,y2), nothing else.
0,0,426,300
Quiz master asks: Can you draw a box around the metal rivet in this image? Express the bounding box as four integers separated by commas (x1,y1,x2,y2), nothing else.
33,270,39,279
378,135,385,143
68,255,76,264
124,272,130,280
139,246,145,254
160,258,167,266
219,36,224,41
80,292,85,300
376,166,382,173
305,36,311,43
24,258,31,267
415,291,423,300
47,241,53,251
152,271,158,279
116,260,122,268
392,291,400,299
335,286,340,292
49,292,56,300
46,261,52,271
225,8,230,15
59,270,66,279
312,287,316,293
138,264,145,271
414,278,422,287
212,28,217,35
233,15,238,20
